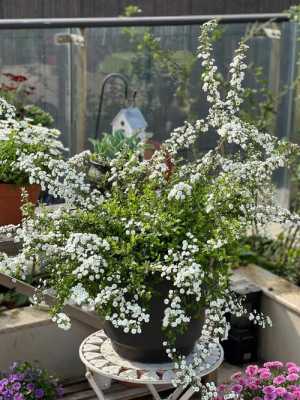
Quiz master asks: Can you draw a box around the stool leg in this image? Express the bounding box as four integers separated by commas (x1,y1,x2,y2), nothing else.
167,386,186,400
147,384,162,400
86,370,106,400
177,387,195,400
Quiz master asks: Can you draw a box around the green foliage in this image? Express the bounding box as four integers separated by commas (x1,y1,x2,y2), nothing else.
121,5,284,132
33,154,247,322
21,104,54,127
0,72,54,127
90,130,141,160
121,5,199,119
0,129,51,185
238,229,300,285
288,5,300,22
122,5,142,17
0,287,29,310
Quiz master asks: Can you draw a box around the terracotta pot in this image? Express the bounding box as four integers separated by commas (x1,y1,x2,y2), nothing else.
0,183,41,226
104,281,204,363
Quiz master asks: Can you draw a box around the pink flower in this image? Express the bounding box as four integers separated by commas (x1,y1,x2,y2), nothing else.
231,384,243,394
217,384,226,392
287,373,299,382
273,375,286,385
247,382,259,390
238,378,246,386
286,363,298,369
264,394,277,400
293,390,300,400
246,365,259,376
263,386,276,395
289,367,300,374
275,387,287,396
288,385,298,392
253,398,263,400
259,368,271,374
264,361,284,369
260,370,272,380
284,393,296,400
231,372,242,382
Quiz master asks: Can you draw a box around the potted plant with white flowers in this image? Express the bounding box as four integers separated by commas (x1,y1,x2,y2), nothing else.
1,20,298,396
0,98,65,226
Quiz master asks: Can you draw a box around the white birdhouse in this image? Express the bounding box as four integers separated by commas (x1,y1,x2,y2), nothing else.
112,107,148,139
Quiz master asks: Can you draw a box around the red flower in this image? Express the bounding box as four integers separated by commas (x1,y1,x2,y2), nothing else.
11,74,28,82
2,72,27,82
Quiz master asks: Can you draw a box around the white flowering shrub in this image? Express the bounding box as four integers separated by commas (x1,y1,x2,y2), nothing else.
0,98,66,186
0,20,298,393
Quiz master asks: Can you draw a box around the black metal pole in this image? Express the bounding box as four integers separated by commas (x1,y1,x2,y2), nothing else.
95,73,129,140
0,13,290,30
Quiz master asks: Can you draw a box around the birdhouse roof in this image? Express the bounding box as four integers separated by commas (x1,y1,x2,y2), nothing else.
112,107,148,129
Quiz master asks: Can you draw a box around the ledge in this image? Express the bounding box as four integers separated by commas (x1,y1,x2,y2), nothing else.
0,306,51,334
235,264,300,317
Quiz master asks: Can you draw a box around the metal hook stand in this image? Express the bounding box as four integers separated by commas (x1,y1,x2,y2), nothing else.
94,73,129,139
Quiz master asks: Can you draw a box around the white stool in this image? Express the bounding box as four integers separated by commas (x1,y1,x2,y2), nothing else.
79,330,223,400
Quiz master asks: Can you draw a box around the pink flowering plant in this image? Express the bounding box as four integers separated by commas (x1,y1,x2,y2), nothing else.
0,361,64,400
218,362,300,400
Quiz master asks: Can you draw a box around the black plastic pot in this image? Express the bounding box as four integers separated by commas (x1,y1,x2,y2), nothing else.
104,281,204,363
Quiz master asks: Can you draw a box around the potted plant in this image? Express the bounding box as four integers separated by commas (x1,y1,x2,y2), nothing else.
0,361,64,400
0,72,54,127
217,361,300,399
0,98,65,226
1,21,298,394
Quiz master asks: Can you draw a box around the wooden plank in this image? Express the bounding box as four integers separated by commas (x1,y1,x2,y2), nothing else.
63,381,91,395
64,389,96,400
61,378,171,400
154,0,192,16
71,27,88,154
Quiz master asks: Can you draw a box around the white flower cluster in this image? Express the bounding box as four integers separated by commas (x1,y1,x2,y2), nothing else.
0,98,67,187
65,233,110,262
0,251,34,280
163,339,218,395
162,234,201,277
0,99,105,208
163,292,191,328
69,283,90,306
160,235,204,329
168,182,192,201
226,42,248,112
95,284,150,334
0,97,16,121
73,255,107,281
165,119,208,156
249,310,272,328
52,312,71,330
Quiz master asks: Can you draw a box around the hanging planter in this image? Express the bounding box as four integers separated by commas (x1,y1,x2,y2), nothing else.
104,281,204,363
